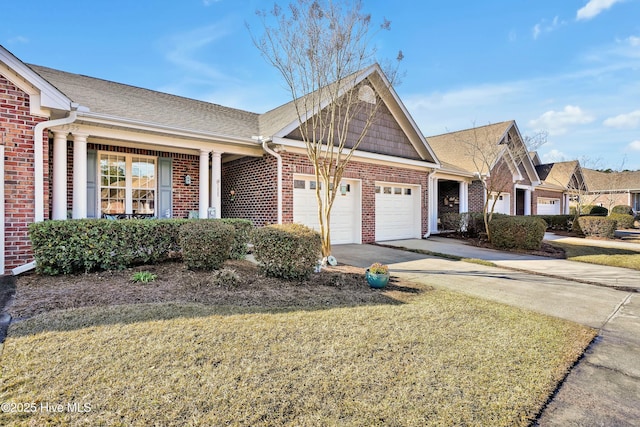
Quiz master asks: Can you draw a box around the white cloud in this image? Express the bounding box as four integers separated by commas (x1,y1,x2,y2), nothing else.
603,110,640,128
629,36,640,47
576,0,624,21
541,149,569,163
7,35,29,44
529,105,595,135
628,140,640,151
532,16,564,40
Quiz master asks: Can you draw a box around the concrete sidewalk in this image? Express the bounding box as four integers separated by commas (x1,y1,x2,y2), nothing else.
332,239,640,426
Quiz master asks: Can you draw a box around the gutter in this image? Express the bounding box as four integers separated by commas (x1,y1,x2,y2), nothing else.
256,136,282,224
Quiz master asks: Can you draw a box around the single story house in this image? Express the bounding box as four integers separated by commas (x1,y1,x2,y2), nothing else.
1,45,440,274
582,169,640,213
531,158,586,215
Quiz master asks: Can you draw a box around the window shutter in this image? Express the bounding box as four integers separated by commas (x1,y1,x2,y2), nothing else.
86,149,98,218
157,157,172,218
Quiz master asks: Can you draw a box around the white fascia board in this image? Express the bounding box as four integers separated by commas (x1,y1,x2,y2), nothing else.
0,47,71,113
432,169,474,181
272,136,438,170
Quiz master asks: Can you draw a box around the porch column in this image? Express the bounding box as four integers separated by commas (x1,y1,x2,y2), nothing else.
524,189,532,215
428,174,439,235
52,130,69,220
199,149,211,219
459,181,469,213
210,151,222,218
72,133,88,219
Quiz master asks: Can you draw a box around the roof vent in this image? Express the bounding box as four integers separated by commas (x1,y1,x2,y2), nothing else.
358,85,376,104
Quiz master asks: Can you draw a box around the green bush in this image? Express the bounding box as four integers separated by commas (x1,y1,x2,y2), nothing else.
29,219,184,275
252,223,321,280
580,205,594,215
440,212,464,233
609,213,635,229
589,205,608,216
217,218,253,259
611,205,634,215
488,216,547,251
179,220,235,270
577,216,616,238
533,215,573,231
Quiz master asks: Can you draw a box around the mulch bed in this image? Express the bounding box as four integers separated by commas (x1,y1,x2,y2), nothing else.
8,260,427,321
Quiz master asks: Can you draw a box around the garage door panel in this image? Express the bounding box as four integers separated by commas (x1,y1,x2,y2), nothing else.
537,198,561,215
375,184,420,241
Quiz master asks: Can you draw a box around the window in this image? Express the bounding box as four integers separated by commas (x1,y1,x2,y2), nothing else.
404,188,412,196
394,187,402,195
294,180,306,189
384,187,392,194
375,186,381,194
100,153,156,216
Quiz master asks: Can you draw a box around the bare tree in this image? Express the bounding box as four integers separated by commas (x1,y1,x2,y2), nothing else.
251,0,402,258
461,123,546,241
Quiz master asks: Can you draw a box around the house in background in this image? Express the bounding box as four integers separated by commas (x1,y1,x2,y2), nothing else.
582,169,640,213
425,121,541,233
0,45,439,274
532,158,586,215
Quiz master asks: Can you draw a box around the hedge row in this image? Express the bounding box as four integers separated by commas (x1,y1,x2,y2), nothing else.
532,215,573,232
488,216,547,250
251,223,321,281
179,220,235,270
29,218,253,275
577,216,616,238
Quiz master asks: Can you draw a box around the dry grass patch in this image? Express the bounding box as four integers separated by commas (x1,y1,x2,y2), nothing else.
549,241,640,271
1,281,594,426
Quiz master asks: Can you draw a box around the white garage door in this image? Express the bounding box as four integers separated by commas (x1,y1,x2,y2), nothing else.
375,183,421,241
293,175,361,244
489,193,511,215
537,197,561,215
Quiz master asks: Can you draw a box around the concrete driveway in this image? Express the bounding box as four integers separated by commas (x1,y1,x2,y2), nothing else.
332,237,640,426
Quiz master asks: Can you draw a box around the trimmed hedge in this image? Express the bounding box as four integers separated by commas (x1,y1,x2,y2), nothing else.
29,219,182,275
532,215,573,232
612,205,634,215
488,216,547,251
609,213,635,229
440,212,487,237
577,216,616,238
589,205,609,216
217,218,253,259
252,223,321,280
179,220,235,270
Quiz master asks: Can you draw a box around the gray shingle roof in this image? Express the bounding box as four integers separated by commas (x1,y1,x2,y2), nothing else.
583,168,640,191
28,64,260,138
535,160,581,190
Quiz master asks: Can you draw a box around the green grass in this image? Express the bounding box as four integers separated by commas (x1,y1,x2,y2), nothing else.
1,291,594,427
550,241,640,271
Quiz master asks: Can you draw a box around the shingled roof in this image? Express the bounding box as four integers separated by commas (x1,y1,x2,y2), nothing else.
28,64,260,138
535,160,582,191
583,168,640,191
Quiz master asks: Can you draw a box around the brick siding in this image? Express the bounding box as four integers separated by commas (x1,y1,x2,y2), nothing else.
1,74,49,271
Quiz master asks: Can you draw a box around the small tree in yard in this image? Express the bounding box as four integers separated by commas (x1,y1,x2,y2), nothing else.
251,0,402,258
461,124,546,242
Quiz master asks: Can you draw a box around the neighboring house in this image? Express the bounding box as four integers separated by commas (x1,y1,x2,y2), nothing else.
582,169,640,213
532,157,587,215
425,121,540,232
0,45,439,274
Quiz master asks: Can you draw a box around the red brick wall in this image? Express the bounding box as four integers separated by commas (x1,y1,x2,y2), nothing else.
468,180,485,213
1,74,49,271
221,155,278,226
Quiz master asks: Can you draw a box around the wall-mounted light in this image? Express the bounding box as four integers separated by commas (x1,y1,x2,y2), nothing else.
340,182,347,196
184,175,192,185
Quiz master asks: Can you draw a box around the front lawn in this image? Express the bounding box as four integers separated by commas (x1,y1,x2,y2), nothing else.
549,240,640,271
0,261,595,426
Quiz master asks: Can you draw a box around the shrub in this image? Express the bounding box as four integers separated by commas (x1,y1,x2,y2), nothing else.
460,212,486,237
609,213,635,229
488,216,547,251
210,268,241,288
577,216,616,238
611,205,634,215
217,219,253,259
533,215,573,231
589,205,608,216
580,205,594,215
440,213,464,232
131,271,157,283
29,219,184,275
252,223,321,280
179,220,235,270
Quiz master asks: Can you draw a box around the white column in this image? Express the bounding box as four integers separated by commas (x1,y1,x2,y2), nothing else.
72,133,88,219
52,130,69,220
211,151,222,218
459,181,469,213
199,150,210,219
524,189,532,215
428,174,439,235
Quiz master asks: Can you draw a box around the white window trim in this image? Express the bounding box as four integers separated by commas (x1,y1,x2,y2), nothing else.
98,151,156,216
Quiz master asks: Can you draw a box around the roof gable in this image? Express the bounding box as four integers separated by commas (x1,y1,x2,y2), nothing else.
536,160,585,191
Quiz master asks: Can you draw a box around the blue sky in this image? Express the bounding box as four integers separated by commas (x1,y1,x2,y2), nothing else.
2,0,639,170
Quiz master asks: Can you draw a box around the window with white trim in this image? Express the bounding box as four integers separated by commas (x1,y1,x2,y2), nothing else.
99,153,156,215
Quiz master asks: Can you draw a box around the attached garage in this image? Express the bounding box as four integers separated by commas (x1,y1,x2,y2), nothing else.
292,175,362,244
375,182,421,241
537,197,561,215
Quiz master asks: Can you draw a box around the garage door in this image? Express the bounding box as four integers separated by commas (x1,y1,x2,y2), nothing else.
537,197,561,215
293,175,361,244
489,193,510,215
375,183,421,241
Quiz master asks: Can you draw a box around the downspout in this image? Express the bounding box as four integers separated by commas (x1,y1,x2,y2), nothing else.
424,169,435,238
12,107,80,275
1,136,5,275
258,136,282,224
